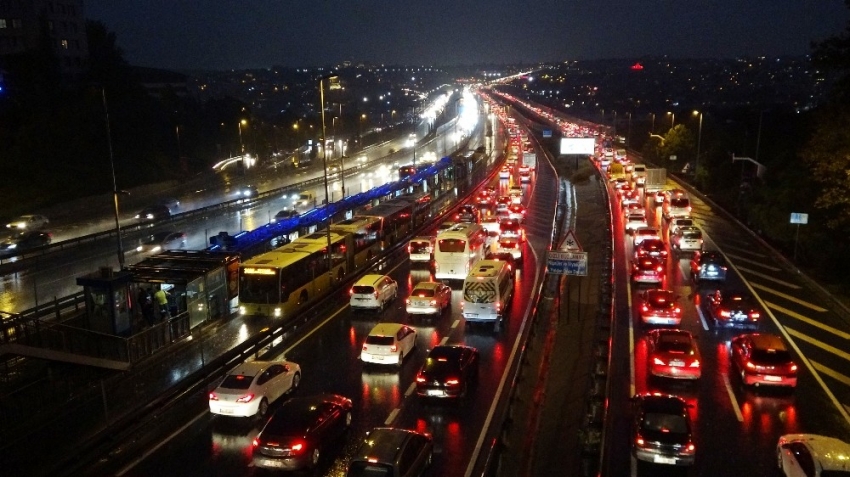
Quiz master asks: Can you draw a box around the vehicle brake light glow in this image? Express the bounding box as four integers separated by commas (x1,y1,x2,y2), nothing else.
746,361,756,369
390,344,398,352
349,288,354,295
790,364,798,372
446,378,459,385
291,442,304,453
636,436,645,446
751,312,760,319
430,300,437,306
368,458,379,463
252,438,259,447
416,375,426,383
686,442,695,452
209,392,218,400
653,358,665,365
720,310,731,317
689,360,700,368
363,345,368,351
406,299,411,305
236,393,255,403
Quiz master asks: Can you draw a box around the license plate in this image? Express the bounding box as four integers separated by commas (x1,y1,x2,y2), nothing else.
654,455,676,465
218,407,234,414
427,390,445,397
466,313,478,317
258,458,284,468
670,360,685,367
374,356,384,361
764,375,782,382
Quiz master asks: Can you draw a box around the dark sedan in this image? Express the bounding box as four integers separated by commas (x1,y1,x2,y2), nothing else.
706,289,761,329
134,231,186,254
415,345,479,400
0,231,52,256
252,393,353,471
632,393,696,466
690,250,727,283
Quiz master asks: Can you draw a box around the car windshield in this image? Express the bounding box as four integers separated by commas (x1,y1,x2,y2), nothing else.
439,239,466,253
366,336,395,346
751,349,792,364
299,194,311,201
411,288,435,297
642,413,688,435
220,374,253,390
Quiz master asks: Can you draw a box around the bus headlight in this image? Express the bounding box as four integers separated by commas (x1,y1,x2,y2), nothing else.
274,308,282,317
239,306,246,315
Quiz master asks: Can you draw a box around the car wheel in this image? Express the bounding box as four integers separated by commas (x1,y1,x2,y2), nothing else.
397,352,404,367
345,411,352,427
290,372,301,393
310,447,320,468
257,398,269,418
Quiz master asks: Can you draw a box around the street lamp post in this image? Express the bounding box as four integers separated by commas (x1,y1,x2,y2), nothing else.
626,112,632,147
693,110,703,176
667,112,675,129
650,113,656,134
102,88,125,269
319,74,340,278
238,119,247,154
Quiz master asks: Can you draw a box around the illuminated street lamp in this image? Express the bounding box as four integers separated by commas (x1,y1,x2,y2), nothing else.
238,119,247,154
319,74,341,276
667,111,675,129
693,110,703,176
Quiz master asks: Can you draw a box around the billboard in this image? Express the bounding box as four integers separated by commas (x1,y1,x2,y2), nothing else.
560,137,595,155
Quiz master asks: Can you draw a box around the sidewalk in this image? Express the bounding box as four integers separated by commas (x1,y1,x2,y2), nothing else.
498,166,611,476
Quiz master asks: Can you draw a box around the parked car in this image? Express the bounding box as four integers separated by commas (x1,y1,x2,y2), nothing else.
349,275,398,311
360,323,417,367
208,359,301,418
0,231,52,256
646,329,701,380
705,289,761,329
253,393,352,471
347,427,433,477
6,214,49,231
730,333,798,388
405,281,452,317
777,434,850,477
415,345,480,400
632,393,696,466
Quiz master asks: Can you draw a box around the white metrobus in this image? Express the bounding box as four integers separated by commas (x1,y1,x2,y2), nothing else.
462,259,514,330
433,223,486,280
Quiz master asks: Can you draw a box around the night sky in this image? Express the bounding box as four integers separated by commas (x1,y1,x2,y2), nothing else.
85,0,850,70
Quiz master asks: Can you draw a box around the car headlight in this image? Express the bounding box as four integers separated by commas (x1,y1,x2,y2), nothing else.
8,244,16,249
136,246,143,252
146,214,154,219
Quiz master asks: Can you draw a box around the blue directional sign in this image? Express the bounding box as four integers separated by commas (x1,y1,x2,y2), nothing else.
547,251,588,276
542,129,552,138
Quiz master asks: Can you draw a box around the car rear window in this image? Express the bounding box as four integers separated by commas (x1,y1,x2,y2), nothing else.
682,230,701,239
439,239,466,253
670,198,690,208
409,242,430,254
347,462,393,477
220,374,253,390
411,288,435,297
657,337,693,353
352,285,375,295
366,336,395,346
642,413,688,434
751,349,792,364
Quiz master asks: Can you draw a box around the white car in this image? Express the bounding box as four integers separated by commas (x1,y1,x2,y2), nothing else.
632,227,661,247
509,187,523,204
6,214,49,231
360,323,417,367
349,274,398,311
405,281,452,316
625,213,649,234
777,434,850,477
208,359,301,418
495,236,523,260
670,226,703,253
668,217,695,239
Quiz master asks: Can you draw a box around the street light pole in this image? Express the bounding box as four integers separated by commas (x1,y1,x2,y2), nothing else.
238,119,247,154
668,111,675,129
693,110,703,176
651,113,656,134
319,74,340,279
102,88,125,269
626,112,632,147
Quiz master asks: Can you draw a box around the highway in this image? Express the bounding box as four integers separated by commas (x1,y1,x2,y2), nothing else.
0,109,463,314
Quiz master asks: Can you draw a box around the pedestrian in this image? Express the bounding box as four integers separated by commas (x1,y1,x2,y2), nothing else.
138,287,154,327
154,286,170,321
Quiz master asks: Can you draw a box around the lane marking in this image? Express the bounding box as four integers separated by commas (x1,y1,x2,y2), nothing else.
765,301,850,340
725,253,781,271
385,408,400,425
465,220,544,477
750,283,828,312
721,244,767,257
627,249,636,398
786,327,850,363
440,336,449,345
405,382,416,397
696,305,709,331
722,373,744,422
116,409,207,476
811,360,850,387
736,267,802,289
451,319,460,329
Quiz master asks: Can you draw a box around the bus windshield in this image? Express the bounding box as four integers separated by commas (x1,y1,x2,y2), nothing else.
239,270,280,303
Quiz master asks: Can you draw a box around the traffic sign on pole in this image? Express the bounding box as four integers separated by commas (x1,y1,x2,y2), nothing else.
560,229,583,252
547,251,588,276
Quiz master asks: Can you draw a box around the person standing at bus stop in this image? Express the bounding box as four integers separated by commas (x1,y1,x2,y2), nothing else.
154,286,170,321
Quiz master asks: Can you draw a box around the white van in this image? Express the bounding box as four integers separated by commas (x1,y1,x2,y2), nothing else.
408,237,434,263
462,260,514,331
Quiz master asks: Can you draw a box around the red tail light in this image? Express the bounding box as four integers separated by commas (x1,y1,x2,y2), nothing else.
496,302,501,312
446,378,460,385
746,361,756,369
290,442,305,453
686,442,695,452
373,291,379,299
641,305,649,312
406,298,411,305
674,307,681,314
236,393,255,403
362,344,368,351
390,344,398,352
720,310,731,317
252,438,260,447
689,360,700,368
656,266,663,272
790,364,798,372
416,375,426,383
349,288,354,296
636,436,645,446
209,392,219,401
430,300,437,306
653,357,665,365
751,312,760,319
